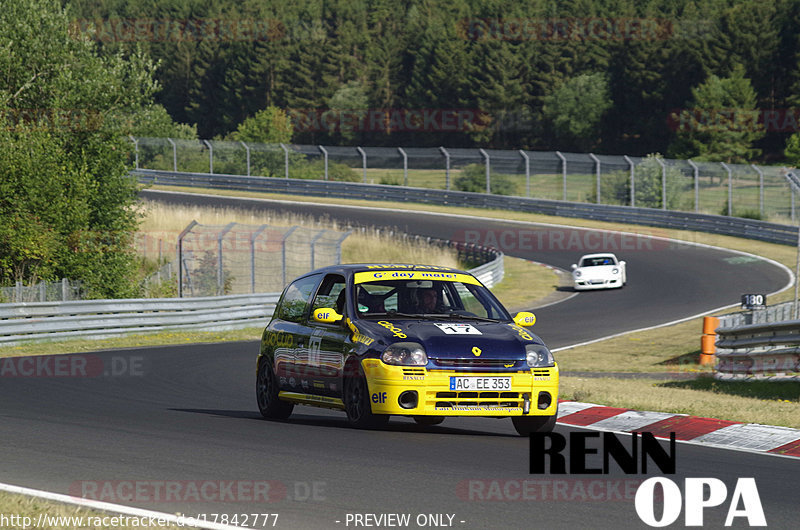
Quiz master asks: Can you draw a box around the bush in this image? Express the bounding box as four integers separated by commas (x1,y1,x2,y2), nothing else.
453,164,515,195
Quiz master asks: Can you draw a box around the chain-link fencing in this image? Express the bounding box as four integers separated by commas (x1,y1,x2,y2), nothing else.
0,279,84,303
132,137,796,222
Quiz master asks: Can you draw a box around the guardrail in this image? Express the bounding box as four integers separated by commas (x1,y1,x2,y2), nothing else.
135,169,799,246
0,255,502,344
0,294,279,345
715,320,800,380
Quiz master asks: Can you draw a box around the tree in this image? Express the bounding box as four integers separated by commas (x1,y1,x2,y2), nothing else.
669,65,765,162
229,106,293,144
542,73,612,151
0,0,162,297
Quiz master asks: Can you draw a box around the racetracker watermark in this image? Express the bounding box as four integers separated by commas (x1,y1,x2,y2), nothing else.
1,108,103,132
456,479,647,502
69,480,326,503
668,108,800,133
457,18,712,42
453,228,670,253
70,18,285,42
0,355,145,378
288,109,492,134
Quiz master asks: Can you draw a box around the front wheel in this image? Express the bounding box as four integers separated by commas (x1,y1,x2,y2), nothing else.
512,414,557,436
344,363,389,429
256,359,293,420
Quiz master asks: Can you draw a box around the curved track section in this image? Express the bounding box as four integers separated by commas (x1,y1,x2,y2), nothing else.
0,191,795,529
141,190,790,348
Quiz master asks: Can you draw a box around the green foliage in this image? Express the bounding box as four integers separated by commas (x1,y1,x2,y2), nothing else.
190,251,233,296
229,106,293,144
0,0,169,298
592,155,685,210
669,65,764,162
542,73,612,150
453,164,514,196
291,160,359,182
785,133,800,165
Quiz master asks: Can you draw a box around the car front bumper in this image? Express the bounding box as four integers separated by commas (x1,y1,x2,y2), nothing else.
361,359,559,417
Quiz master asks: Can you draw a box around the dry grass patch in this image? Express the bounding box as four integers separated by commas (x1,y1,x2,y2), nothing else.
492,257,563,311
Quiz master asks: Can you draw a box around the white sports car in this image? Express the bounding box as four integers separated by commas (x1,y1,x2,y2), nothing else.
570,253,626,290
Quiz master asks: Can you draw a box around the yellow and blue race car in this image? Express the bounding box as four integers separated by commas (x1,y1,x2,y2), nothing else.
256,264,559,435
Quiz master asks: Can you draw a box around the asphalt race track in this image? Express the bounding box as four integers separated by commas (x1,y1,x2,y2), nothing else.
0,190,797,529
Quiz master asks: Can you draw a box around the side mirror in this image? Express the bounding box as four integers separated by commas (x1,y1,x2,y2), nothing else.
619,260,626,266
312,308,343,323
513,311,536,327
570,264,577,270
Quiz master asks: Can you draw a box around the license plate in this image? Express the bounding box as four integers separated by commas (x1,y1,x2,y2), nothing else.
449,376,511,391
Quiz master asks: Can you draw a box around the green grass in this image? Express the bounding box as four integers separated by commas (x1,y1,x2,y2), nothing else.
0,491,197,529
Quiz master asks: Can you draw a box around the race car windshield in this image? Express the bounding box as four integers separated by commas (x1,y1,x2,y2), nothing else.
353,280,511,321
581,257,615,266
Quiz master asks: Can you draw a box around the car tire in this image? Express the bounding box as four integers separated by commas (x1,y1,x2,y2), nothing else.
256,359,293,420
512,414,557,436
344,363,389,429
413,416,444,426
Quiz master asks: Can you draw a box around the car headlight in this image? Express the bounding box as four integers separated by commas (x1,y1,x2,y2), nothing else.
526,344,554,368
612,268,619,274
382,342,428,366
574,270,582,277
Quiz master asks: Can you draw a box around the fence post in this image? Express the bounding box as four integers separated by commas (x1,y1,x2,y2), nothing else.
688,159,699,212
202,140,214,174
357,146,367,183
479,148,490,194
177,220,198,298
721,162,732,216
623,155,635,207
281,227,299,287
167,137,177,172
752,164,764,217
440,147,451,190
251,224,269,293
319,145,329,180
241,141,250,176
310,230,325,270
15,281,21,303
62,278,68,301
556,151,567,201
39,281,45,302
655,157,667,210
398,147,408,186
589,153,601,204
335,231,352,264
217,223,236,295
519,150,530,197
129,136,139,169
279,143,289,178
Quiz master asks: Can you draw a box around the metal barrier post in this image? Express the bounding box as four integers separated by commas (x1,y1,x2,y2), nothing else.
623,155,635,207
357,146,367,183
440,147,451,190
167,138,177,172
241,141,251,176
217,223,236,295
203,140,213,174
319,145,329,180
688,159,699,212
251,224,269,293
281,227,299,287
589,153,601,204
310,230,325,270
129,136,139,169
279,143,289,178
655,157,667,210
752,164,764,217
721,162,732,216
398,147,408,186
479,148,490,194
177,220,198,298
556,151,567,201
520,150,530,197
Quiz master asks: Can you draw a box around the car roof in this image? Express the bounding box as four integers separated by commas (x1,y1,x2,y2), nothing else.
579,253,618,259
295,263,474,279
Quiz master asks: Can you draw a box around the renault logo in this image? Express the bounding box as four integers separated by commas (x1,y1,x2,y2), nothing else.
472,346,482,357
